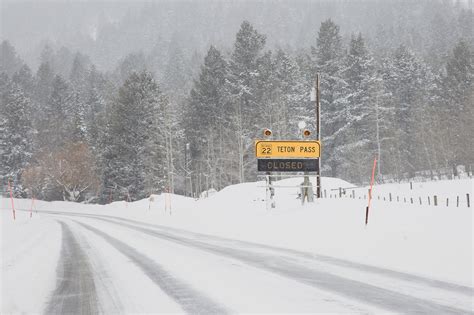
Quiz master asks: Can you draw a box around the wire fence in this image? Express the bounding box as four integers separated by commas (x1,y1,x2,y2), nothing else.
323,187,471,208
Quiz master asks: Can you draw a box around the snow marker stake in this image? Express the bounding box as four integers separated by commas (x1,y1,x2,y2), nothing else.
125,192,131,208
29,194,36,218
8,180,15,220
365,157,377,225
164,188,171,215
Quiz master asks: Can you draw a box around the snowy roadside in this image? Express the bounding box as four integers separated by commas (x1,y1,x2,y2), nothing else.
93,177,472,287
2,177,473,288
1,209,61,313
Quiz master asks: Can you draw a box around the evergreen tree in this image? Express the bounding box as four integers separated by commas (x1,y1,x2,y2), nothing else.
0,40,24,76
163,43,189,96
0,80,35,196
442,40,474,171
70,52,90,96
54,46,75,78
34,61,54,108
39,44,55,68
36,75,71,152
381,45,434,178
271,49,307,139
185,45,228,191
117,52,148,83
12,64,35,99
102,71,167,201
312,19,347,177
228,21,267,182
340,33,386,183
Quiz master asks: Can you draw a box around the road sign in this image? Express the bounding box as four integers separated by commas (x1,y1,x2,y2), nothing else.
257,159,319,172
255,140,320,158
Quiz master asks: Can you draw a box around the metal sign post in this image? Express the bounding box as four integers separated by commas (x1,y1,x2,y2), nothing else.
256,74,322,207
256,139,320,207
315,74,322,198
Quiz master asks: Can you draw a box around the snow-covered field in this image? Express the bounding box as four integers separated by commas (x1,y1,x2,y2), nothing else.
1,177,473,313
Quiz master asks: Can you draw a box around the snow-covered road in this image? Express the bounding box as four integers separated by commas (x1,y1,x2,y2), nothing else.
44,221,99,314
2,178,472,313
24,209,472,314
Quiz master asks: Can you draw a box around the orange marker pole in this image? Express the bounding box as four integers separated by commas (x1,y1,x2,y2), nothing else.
365,157,377,225
8,180,15,220
29,194,36,218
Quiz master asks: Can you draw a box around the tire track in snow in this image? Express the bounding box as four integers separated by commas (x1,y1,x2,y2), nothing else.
37,209,473,296
44,221,99,315
75,215,471,315
102,214,474,296
74,221,228,315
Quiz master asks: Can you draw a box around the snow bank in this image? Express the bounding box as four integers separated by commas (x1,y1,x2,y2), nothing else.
1,208,61,313
2,177,472,288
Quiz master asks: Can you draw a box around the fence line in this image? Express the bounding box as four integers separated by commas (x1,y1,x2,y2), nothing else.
324,187,471,208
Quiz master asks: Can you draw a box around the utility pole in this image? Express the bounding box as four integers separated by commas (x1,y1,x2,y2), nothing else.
316,74,322,198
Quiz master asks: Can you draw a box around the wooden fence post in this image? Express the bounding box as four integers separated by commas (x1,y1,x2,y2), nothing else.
446,198,449,207
434,195,438,206
410,197,413,204
457,196,459,207
389,193,392,202
428,196,430,205
419,197,422,205
467,194,470,208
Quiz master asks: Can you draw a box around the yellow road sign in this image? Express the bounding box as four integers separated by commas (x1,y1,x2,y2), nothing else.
255,140,321,158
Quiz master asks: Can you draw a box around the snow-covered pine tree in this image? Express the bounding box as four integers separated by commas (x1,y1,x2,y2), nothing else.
102,71,167,201
381,45,434,178
67,90,87,143
36,75,71,152
311,19,347,178
254,50,276,135
227,21,267,183
84,85,105,152
69,52,90,97
117,52,148,83
340,33,385,183
271,49,307,139
441,40,474,172
0,79,35,196
34,61,55,112
0,40,24,76
83,65,111,181
12,64,35,99
185,45,228,191
163,43,189,101
54,46,75,79
39,44,55,69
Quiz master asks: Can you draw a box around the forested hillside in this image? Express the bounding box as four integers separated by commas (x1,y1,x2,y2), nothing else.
0,0,472,202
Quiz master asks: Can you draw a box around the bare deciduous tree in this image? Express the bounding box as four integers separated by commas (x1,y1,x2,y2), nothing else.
23,142,99,202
